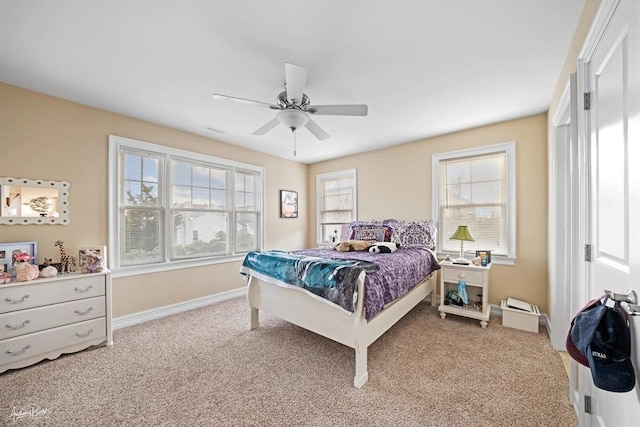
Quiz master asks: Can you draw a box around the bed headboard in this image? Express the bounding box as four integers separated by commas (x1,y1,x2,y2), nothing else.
344,219,436,251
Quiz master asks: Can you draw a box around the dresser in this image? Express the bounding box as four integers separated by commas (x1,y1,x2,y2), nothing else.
0,271,112,373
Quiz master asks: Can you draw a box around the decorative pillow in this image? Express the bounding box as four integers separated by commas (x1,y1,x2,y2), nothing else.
383,219,436,250
347,220,380,231
347,221,381,240
349,223,393,242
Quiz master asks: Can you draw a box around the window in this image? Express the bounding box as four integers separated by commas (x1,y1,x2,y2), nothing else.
316,169,357,243
432,142,516,264
110,135,263,273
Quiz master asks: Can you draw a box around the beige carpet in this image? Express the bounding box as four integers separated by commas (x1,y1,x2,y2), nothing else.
1,298,577,426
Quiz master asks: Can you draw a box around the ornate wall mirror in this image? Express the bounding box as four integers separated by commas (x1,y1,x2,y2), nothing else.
0,177,70,225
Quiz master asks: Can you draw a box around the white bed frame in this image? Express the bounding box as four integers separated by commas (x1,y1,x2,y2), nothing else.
247,271,437,388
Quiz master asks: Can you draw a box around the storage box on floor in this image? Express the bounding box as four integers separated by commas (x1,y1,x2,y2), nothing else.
501,300,540,333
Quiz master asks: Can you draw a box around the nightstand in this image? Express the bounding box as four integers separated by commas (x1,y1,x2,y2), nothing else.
438,262,491,328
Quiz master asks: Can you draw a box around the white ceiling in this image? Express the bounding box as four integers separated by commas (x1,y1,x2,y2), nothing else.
0,0,585,164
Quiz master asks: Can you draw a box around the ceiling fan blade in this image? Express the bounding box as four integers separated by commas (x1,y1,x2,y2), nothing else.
252,118,281,136
284,63,307,105
308,104,368,116
305,119,330,140
213,94,277,109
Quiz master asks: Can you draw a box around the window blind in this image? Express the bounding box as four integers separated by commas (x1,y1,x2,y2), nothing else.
439,152,507,254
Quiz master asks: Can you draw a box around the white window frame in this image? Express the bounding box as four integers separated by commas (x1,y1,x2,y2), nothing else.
108,135,264,278
432,142,516,265
316,169,357,244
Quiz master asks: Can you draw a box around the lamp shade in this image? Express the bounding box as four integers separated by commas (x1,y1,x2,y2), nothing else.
277,109,309,131
450,225,474,242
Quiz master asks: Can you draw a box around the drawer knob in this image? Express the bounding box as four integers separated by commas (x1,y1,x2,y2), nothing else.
74,285,93,293
5,320,31,330
6,345,31,356
74,307,94,316
458,273,466,279
75,328,94,338
4,295,30,304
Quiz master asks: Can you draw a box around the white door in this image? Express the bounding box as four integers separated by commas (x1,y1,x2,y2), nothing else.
579,0,640,425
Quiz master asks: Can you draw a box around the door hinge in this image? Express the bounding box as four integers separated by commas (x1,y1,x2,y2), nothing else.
584,395,592,414
585,244,592,262
584,92,591,110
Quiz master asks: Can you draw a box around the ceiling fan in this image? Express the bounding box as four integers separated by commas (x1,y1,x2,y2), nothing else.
213,63,368,142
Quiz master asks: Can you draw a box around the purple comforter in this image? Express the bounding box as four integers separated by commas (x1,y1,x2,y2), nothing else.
294,247,440,319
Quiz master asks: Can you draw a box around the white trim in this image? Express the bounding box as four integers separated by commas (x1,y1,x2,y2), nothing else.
432,142,516,262
109,255,245,279
112,287,246,330
577,0,621,63
548,74,578,351
435,252,515,266
109,135,265,172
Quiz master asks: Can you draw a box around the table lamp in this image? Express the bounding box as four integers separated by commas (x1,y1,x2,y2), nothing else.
450,225,474,264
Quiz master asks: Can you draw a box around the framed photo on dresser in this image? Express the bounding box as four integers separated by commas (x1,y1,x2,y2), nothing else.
78,246,107,269
0,241,37,276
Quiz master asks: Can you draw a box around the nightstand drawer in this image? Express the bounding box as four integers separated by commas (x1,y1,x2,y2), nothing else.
443,268,483,284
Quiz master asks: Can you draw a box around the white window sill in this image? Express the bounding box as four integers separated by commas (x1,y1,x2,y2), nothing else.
109,254,246,279
436,251,516,266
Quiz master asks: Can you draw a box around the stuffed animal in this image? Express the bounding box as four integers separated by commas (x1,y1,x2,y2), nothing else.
39,266,58,278
14,252,40,282
333,240,372,252
368,242,400,253
0,264,11,284
81,250,105,273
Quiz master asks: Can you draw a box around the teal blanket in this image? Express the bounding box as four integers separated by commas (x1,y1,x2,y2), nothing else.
240,250,379,312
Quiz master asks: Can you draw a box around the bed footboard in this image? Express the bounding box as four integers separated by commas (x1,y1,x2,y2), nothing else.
246,271,436,387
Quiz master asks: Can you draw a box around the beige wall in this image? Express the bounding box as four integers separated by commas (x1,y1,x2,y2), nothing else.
0,83,308,317
309,114,550,313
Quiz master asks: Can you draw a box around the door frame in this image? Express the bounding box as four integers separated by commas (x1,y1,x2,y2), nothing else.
550,73,582,418
549,74,579,351
576,0,623,425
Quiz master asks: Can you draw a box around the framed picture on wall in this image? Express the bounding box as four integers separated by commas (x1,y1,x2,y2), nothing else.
280,190,298,218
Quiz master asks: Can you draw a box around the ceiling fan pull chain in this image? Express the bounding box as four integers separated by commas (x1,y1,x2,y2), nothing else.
293,131,297,157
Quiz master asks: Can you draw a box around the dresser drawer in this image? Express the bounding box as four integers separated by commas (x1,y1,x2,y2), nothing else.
0,317,106,372
442,267,484,284
1,275,105,314
0,296,105,340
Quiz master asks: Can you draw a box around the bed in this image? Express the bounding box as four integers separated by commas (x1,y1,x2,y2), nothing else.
240,219,441,387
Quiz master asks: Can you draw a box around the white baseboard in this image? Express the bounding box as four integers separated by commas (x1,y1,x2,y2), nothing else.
112,288,246,330
113,293,553,336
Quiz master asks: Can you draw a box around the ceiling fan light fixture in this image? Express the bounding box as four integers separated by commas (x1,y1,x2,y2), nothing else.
277,109,309,131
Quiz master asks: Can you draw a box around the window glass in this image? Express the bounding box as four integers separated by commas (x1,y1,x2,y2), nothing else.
317,169,357,243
